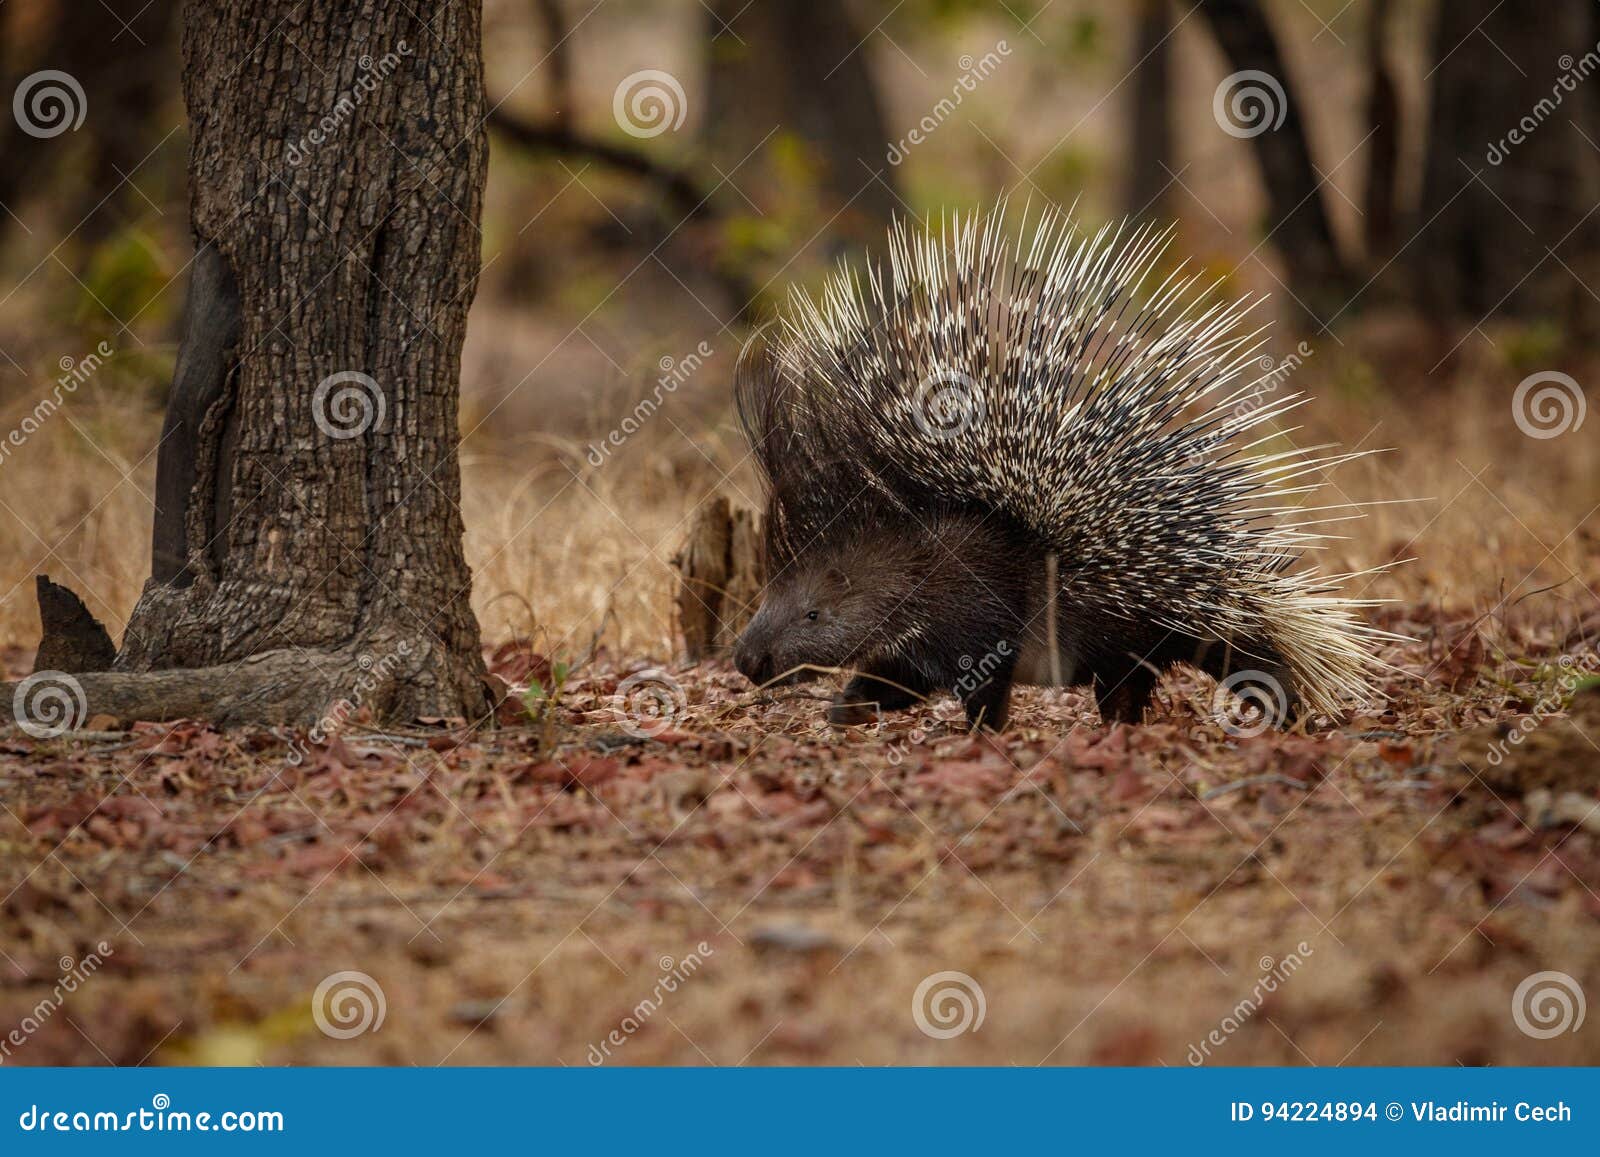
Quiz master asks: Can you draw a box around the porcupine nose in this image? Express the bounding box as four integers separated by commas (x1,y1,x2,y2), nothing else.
734,638,772,685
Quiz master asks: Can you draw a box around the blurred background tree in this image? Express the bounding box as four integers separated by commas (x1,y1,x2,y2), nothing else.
7,0,1599,364
0,0,178,260
1411,0,1600,337
702,0,901,243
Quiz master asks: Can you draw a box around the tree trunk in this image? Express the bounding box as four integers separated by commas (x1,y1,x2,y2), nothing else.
703,0,899,242
532,0,574,119
1125,0,1175,222
5,0,494,729
1198,0,1348,324
1410,0,1600,332
1361,0,1399,259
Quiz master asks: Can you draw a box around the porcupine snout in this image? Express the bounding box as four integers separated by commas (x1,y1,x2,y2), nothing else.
732,623,775,686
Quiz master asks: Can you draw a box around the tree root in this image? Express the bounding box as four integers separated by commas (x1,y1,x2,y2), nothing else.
2,647,408,732
5,576,492,733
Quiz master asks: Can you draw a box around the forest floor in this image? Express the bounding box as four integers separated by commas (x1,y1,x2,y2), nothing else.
2,603,1599,1067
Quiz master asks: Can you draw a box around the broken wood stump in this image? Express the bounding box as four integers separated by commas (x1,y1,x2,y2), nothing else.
672,497,764,663
33,575,115,674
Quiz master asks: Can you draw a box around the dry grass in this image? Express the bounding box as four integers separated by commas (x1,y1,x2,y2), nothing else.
1,319,1595,661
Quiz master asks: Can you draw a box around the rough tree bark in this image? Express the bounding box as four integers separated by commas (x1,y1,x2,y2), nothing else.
1198,0,1348,324
673,497,763,663
1410,0,1600,332
3,0,494,728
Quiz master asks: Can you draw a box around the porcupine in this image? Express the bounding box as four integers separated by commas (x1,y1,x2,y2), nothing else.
731,204,1389,732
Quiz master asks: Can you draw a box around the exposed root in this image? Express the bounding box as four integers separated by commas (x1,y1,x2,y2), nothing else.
2,647,403,731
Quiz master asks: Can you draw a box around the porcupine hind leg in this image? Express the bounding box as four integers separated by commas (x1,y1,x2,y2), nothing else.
957,644,1019,732
1094,664,1160,726
827,660,931,726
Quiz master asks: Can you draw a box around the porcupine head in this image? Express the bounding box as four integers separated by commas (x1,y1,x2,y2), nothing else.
731,204,1396,731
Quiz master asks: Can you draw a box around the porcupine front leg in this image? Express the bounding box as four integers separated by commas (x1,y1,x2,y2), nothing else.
827,660,930,726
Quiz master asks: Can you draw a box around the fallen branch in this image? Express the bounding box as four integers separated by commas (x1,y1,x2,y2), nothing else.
487,109,711,221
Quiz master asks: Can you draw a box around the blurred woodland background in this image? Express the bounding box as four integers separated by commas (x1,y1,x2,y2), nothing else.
0,0,1595,661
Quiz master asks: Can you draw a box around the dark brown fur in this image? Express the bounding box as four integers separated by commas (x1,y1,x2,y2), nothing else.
733,509,1302,731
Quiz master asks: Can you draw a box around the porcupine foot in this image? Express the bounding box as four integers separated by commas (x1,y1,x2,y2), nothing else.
961,673,1014,732
1218,661,1304,728
958,643,1018,732
1190,637,1305,728
827,666,926,726
1091,638,1308,729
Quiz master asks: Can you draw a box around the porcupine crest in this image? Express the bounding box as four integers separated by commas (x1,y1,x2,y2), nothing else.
737,203,1393,718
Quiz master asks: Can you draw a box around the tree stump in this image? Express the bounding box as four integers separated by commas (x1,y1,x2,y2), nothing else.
673,497,765,662
33,576,115,674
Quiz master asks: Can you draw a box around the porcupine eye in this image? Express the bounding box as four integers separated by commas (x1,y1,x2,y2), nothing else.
805,610,819,622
